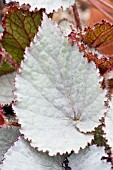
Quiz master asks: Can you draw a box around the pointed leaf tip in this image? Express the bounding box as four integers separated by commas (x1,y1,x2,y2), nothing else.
13,15,106,155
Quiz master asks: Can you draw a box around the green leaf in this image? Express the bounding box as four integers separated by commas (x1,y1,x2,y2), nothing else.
0,59,15,76
0,47,15,76
1,6,43,65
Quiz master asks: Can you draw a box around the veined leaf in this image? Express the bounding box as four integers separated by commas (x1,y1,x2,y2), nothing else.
7,0,76,14
0,72,15,104
1,6,43,64
13,14,106,155
81,20,113,55
68,145,111,170
0,126,20,163
0,59,15,76
0,47,15,76
1,136,65,170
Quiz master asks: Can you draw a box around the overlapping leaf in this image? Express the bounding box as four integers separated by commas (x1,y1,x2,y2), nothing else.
81,20,113,55
84,51,113,75
0,136,65,170
13,14,106,155
104,99,113,149
68,145,111,170
0,72,15,104
0,47,15,76
1,6,43,65
0,59,15,76
0,126,20,163
69,32,113,75
7,0,76,13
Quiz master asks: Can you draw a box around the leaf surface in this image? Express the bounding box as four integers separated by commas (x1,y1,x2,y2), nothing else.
104,99,113,150
13,14,105,155
1,6,43,64
0,47,15,76
81,20,113,55
9,0,75,13
0,72,15,104
1,136,65,170
68,145,111,170
0,126,20,163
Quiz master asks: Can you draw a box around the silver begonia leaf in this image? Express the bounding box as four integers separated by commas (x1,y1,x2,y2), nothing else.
0,136,65,170
13,14,106,155
0,72,15,104
6,0,76,13
68,145,111,170
0,126,20,163
104,99,113,150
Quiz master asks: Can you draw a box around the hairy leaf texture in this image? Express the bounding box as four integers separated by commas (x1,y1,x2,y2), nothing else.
104,99,113,150
1,136,65,170
0,126,20,163
68,145,111,170
7,0,76,13
13,14,106,155
1,6,43,65
81,20,113,55
0,72,15,104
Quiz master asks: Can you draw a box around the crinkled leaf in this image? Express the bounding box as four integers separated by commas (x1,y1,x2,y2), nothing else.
1,6,43,64
1,136,65,170
68,145,111,170
104,99,113,149
0,72,15,104
9,0,76,13
0,126,20,163
13,14,105,155
81,20,113,55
